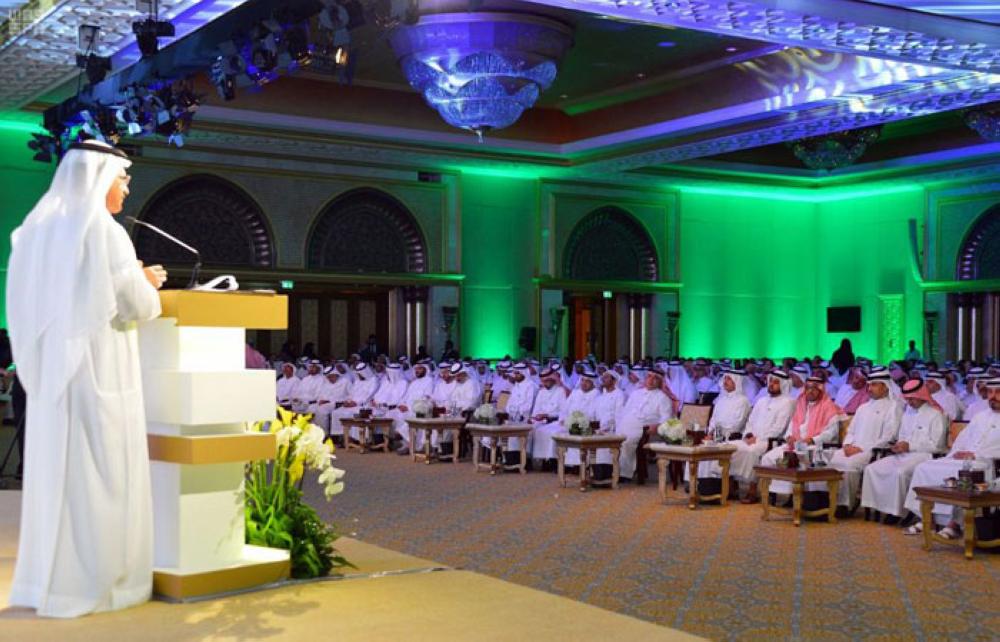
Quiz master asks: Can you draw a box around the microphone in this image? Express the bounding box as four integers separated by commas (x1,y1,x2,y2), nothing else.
125,216,201,289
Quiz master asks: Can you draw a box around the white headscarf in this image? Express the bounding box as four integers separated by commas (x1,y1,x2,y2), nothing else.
7,141,131,402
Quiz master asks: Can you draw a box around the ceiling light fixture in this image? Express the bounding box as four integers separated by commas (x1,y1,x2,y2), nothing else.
787,126,882,170
390,12,574,141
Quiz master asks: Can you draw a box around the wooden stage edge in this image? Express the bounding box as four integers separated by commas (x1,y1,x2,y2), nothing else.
0,492,699,641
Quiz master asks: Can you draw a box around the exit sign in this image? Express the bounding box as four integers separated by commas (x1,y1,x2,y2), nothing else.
602,290,613,299
280,280,294,290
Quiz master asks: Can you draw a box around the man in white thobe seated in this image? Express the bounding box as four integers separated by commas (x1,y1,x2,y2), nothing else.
960,367,986,409
963,374,990,421
311,366,351,434
291,360,326,414
860,379,947,524
606,370,673,481
735,371,797,503
561,372,602,467
824,371,901,512
329,363,380,442
926,371,963,423
834,367,868,413
277,362,301,408
901,378,1000,538
497,364,538,454
759,377,845,496
362,363,407,444
529,369,569,466
590,371,628,478
392,362,435,455
437,364,480,455
686,369,752,487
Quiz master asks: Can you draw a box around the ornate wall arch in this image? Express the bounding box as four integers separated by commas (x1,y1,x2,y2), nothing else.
957,203,1000,280
134,174,275,267
562,206,659,281
306,188,427,273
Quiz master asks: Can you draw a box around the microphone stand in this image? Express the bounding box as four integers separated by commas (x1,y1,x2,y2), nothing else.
125,216,202,289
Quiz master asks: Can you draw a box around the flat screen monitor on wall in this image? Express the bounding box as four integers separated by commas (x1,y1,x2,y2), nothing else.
827,306,861,333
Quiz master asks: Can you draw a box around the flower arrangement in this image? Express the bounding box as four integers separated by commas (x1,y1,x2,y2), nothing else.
473,403,497,424
412,397,433,418
566,410,591,435
246,407,352,578
657,418,685,444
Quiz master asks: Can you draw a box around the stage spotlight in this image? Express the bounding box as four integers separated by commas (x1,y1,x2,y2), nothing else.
75,52,112,84
133,17,175,57
133,0,175,57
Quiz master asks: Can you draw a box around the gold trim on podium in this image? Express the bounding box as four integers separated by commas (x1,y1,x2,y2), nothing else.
159,290,288,329
153,548,290,600
148,433,276,465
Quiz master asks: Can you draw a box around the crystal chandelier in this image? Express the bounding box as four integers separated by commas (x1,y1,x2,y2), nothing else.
787,126,882,170
389,13,573,140
964,105,1000,142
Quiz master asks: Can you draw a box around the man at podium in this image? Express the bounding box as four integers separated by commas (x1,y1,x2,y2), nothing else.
5,140,167,617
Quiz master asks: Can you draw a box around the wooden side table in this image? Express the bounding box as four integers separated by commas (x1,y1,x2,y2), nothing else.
913,486,1000,560
754,466,843,526
341,417,395,454
552,433,627,491
466,423,533,475
405,417,466,464
645,443,737,509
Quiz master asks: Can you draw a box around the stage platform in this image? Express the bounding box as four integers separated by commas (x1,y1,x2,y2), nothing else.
0,491,697,641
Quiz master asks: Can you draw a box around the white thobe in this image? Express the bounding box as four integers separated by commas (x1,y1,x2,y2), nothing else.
10,223,161,617
310,378,351,433
391,376,434,447
292,374,326,413
689,392,752,480
903,410,1000,523
501,380,537,452
824,397,901,507
694,378,718,394
360,376,407,441
529,386,568,459
276,374,301,406
933,390,962,423
560,389,601,466
964,398,989,421
860,403,947,517
834,385,865,409
329,377,378,437
606,388,672,478
728,393,796,482
759,404,843,493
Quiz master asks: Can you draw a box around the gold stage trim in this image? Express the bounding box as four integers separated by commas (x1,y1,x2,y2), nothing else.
158,290,288,329
148,433,276,464
153,546,290,600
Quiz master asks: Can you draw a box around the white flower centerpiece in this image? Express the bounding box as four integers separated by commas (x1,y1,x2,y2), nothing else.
412,397,433,418
473,403,498,425
657,418,686,444
566,410,592,436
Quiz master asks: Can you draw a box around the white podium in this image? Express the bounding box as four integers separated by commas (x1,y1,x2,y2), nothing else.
139,290,289,600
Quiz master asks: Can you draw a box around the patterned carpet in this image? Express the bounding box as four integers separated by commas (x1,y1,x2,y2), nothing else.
306,450,1000,641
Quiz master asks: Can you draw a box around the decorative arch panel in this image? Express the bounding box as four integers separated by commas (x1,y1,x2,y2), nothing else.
134,174,274,267
307,188,427,273
562,206,659,281
957,203,1000,281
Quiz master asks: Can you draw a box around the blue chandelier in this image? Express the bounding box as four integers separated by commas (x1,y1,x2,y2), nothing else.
390,13,573,140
